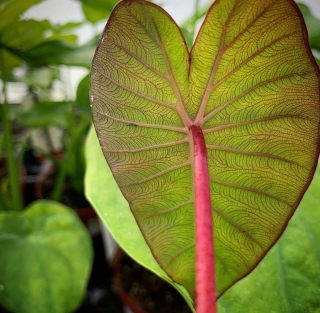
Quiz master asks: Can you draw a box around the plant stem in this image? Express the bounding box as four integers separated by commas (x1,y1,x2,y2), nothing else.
51,158,67,201
190,125,216,313
52,100,75,201
0,51,23,211
191,0,200,42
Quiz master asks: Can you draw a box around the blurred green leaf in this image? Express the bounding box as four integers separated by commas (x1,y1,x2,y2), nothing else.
0,18,81,77
22,66,59,88
0,50,21,81
180,26,194,50
298,3,320,51
52,21,83,32
0,19,48,79
0,133,4,157
13,101,71,128
0,0,44,33
0,200,93,313
47,21,83,44
1,19,52,49
66,114,91,194
1,36,99,67
76,74,90,112
79,0,118,23
47,34,78,44
218,164,320,312
81,3,108,23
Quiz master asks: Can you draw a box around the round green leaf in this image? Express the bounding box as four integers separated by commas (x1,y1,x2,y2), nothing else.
0,200,93,313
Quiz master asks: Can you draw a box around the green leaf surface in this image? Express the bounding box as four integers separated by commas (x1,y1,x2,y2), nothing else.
78,0,118,23
85,126,195,311
13,101,71,128
0,18,79,77
0,19,52,49
76,73,91,112
0,200,93,313
90,0,320,299
1,36,98,67
0,50,21,81
65,114,91,194
218,162,320,312
298,3,320,51
22,39,96,67
22,66,59,88
0,19,48,78
0,0,44,33
81,3,110,23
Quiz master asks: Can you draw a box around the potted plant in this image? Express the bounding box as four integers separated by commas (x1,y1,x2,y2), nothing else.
0,1,94,312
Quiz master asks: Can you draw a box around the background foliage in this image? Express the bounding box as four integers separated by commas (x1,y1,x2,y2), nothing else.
0,0,320,312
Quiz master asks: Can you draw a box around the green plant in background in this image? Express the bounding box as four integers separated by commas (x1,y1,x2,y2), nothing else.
0,0,319,312
0,0,110,311
86,0,320,312
0,201,93,313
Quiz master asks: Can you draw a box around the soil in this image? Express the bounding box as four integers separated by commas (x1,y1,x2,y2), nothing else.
116,252,192,313
38,170,91,209
76,236,125,313
0,159,7,185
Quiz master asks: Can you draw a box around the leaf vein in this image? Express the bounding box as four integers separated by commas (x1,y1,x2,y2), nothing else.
194,0,237,124
212,30,301,91
210,177,292,207
205,143,306,169
119,162,191,187
203,114,314,133
93,67,178,111
203,71,314,123
92,108,186,133
213,205,265,250
102,138,189,153
108,38,169,79
165,243,195,268
224,0,278,49
141,199,193,220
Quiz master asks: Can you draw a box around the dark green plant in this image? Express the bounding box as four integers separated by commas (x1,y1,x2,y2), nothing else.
0,1,95,312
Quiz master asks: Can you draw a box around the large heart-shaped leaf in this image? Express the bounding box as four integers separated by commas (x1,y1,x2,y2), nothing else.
90,0,320,299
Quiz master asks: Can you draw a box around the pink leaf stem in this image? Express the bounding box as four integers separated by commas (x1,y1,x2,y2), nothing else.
190,125,216,313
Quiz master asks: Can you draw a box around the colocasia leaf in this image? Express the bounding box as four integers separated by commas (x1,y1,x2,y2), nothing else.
89,0,320,303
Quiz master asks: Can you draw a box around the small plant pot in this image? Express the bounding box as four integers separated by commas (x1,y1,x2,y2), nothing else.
110,248,192,313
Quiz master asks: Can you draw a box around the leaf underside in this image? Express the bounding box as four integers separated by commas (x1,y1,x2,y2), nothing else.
90,0,320,298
